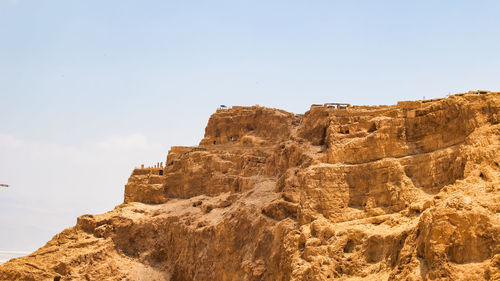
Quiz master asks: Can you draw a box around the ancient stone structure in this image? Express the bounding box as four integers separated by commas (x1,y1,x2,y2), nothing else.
1,91,499,280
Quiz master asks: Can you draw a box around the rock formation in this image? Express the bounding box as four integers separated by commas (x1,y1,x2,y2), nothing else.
1,91,499,281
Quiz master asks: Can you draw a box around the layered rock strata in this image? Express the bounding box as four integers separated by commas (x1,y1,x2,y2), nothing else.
1,91,499,281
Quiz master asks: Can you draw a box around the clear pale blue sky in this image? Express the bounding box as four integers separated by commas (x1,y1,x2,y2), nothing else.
0,0,499,255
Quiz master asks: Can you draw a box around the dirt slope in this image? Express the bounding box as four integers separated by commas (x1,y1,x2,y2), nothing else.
1,91,499,281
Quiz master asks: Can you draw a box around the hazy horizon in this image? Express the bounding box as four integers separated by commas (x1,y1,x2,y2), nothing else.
0,250,31,264
1,0,500,257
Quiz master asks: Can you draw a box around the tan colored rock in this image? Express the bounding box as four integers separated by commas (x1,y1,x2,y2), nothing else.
1,92,499,280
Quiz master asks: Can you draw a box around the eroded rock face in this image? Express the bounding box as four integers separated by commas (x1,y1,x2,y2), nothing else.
1,92,499,281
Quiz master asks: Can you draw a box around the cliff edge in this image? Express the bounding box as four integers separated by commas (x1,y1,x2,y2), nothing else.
1,91,499,281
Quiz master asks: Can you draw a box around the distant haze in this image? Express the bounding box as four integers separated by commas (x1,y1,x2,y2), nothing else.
1,0,499,253
0,251,30,264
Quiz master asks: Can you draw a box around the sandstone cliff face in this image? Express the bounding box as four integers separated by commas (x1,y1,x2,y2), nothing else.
1,92,499,281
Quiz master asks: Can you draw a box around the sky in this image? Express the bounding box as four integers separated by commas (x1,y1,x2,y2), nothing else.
0,0,499,256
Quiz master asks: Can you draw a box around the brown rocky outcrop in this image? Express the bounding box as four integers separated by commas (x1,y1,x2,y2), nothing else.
1,91,499,280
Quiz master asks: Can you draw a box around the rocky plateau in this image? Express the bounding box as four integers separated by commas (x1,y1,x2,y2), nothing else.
1,91,499,280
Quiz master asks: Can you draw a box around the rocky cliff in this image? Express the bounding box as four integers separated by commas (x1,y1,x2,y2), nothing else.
1,91,499,281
